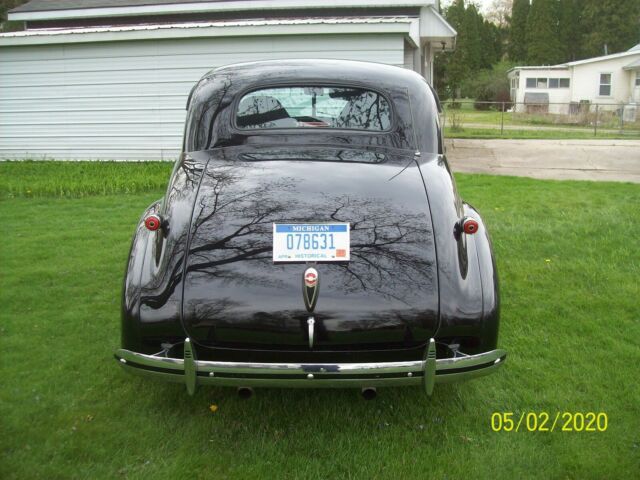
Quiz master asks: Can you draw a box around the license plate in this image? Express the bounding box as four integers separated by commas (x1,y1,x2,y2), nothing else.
272,223,350,262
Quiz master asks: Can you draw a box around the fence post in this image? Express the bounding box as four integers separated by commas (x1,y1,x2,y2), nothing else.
620,105,625,134
594,104,599,137
442,107,447,131
500,103,505,135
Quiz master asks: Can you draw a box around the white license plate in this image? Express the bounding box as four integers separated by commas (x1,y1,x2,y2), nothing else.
272,223,350,262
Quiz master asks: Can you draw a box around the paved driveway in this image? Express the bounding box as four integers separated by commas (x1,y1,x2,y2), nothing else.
445,139,640,183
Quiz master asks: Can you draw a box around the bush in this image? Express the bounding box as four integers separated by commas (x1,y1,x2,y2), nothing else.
462,61,515,111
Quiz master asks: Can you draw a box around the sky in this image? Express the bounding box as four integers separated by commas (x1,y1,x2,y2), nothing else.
441,0,496,15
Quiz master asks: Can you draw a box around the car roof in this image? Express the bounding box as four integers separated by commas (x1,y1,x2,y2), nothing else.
202,59,426,91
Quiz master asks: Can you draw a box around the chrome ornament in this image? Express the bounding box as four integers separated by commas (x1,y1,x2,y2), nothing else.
302,267,319,312
307,317,315,349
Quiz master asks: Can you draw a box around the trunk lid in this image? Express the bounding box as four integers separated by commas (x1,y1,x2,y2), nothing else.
181,147,439,350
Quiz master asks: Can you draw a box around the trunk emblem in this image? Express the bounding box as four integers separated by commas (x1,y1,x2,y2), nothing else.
302,267,319,312
304,270,318,287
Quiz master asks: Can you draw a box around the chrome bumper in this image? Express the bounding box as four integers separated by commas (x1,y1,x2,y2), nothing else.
115,338,506,396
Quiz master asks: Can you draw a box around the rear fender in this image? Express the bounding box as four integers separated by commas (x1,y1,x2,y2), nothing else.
464,204,500,351
121,201,160,352
121,153,208,353
417,155,491,353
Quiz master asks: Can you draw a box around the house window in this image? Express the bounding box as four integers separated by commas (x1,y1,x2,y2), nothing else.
526,78,549,88
636,72,640,86
599,73,612,96
511,78,519,89
549,78,571,88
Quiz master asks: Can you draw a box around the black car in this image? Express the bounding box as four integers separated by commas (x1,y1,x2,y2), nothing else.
116,60,506,397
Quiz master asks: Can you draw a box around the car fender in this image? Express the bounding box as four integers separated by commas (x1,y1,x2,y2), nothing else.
121,200,160,352
463,203,500,351
121,153,209,353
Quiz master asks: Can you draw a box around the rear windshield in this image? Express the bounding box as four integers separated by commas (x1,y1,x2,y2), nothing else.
235,86,391,131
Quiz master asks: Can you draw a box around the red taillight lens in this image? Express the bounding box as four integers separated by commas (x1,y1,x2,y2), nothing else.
144,214,161,231
462,218,479,235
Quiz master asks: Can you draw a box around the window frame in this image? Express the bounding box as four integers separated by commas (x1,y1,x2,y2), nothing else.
526,77,550,89
231,82,396,133
599,72,612,97
635,72,640,87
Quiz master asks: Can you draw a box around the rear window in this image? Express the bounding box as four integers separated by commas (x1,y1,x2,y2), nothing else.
235,86,391,131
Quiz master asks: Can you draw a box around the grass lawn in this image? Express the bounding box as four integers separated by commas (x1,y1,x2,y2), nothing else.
442,101,640,140
1,162,639,479
444,127,640,140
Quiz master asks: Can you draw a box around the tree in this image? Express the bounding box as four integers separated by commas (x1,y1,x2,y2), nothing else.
0,0,27,32
526,0,563,64
484,0,513,28
483,19,507,64
462,4,485,71
557,0,581,61
508,0,530,62
435,0,510,99
438,0,469,98
580,0,640,57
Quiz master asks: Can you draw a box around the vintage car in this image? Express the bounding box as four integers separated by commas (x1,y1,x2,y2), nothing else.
115,59,506,398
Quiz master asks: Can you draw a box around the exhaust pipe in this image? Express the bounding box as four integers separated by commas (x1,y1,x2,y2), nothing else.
237,387,254,399
361,387,377,400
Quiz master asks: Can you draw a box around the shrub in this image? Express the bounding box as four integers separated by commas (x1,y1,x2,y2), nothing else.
462,61,515,111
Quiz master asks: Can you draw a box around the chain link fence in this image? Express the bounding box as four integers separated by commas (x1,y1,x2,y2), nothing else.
442,100,640,138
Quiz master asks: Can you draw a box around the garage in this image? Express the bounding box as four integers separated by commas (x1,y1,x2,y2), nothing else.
0,0,456,160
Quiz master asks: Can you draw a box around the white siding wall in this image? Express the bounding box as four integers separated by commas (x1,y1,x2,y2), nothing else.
570,55,640,108
511,68,572,114
0,33,405,160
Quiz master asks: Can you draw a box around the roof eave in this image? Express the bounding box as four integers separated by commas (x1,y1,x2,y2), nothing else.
507,65,569,73
565,50,640,67
0,18,416,47
8,0,436,22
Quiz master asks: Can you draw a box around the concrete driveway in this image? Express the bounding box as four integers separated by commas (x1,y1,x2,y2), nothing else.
445,139,640,183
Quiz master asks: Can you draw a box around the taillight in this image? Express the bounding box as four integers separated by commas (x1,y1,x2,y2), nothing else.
462,217,479,235
144,214,162,231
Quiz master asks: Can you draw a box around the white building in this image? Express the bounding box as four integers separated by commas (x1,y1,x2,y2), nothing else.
0,0,456,161
508,44,640,117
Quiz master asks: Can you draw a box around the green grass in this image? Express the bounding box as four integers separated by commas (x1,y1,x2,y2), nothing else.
1,163,639,479
443,103,640,139
445,127,640,140
0,161,173,198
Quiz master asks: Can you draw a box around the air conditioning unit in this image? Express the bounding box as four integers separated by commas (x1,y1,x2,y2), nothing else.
623,103,637,122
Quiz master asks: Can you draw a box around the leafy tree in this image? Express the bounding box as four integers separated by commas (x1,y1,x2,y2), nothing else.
484,0,513,28
0,0,27,32
557,0,582,61
435,0,508,99
580,0,640,57
484,20,507,64
526,0,563,64
437,0,468,98
508,0,530,62
461,4,485,71
461,60,516,109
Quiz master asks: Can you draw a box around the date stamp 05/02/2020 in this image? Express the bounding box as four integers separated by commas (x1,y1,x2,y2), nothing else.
491,412,608,432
